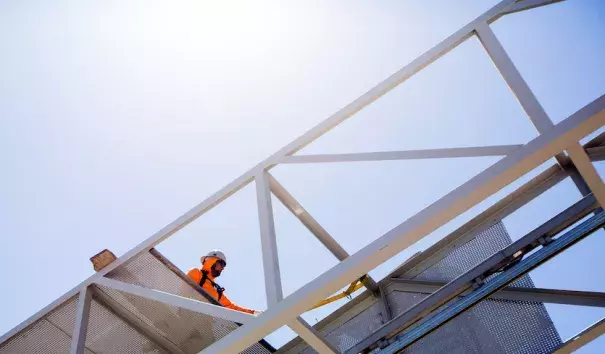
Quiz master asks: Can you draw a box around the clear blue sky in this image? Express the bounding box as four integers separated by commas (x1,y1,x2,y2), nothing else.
1,0,604,352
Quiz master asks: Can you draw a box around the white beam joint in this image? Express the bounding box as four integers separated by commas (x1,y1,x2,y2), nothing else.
288,317,338,354
475,22,554,134
567,144,605,207
268,173,381,293
94,277,254,324
70,286,92,354
256,170,284,305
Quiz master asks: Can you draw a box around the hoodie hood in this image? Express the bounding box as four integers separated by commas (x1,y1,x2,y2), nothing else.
201,257,222,280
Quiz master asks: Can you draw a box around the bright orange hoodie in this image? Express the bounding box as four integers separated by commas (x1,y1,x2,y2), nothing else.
187,257,255,314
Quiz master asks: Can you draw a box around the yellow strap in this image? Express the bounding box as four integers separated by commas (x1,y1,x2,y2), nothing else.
309,278,366,310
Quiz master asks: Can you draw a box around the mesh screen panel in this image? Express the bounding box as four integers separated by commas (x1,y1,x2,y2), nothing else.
283,221,562,354
414,222,533,288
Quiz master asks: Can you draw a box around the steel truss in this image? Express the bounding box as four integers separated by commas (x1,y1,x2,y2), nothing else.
1,0,604,353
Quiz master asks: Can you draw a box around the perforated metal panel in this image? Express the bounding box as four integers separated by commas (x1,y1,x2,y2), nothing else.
282,221,562,354
413,222,534,289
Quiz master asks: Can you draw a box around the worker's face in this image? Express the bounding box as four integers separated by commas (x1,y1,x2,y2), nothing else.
211,259,226,278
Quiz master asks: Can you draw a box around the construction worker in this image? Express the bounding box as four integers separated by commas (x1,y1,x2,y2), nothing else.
187,250,259,315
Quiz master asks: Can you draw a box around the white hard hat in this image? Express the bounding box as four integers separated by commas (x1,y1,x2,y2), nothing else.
201,249,227,265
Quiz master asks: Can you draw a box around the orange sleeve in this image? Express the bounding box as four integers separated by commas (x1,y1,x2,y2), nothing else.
218,294,255,314
187,268,202,284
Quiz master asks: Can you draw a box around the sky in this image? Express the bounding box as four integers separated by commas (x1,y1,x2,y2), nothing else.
1,0,604,352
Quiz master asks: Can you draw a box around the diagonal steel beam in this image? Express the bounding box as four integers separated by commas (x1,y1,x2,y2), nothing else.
94,277,254,325
567,144,605,207
476,18,595,204
268,173,380,293
389,278,605,307
281,145,522,164
554,318,605,354
288,317,338,354
499,0,567,17
199,94,605,353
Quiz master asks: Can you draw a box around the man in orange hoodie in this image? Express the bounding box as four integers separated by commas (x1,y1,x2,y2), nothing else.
187,250,259,315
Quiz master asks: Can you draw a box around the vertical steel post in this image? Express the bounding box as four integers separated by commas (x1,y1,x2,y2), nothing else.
70,286,92,354
256,170,284,305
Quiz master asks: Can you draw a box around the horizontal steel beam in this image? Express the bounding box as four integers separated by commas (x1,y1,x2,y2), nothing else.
94,277,254,325
345,194,598,354
381,212,605,353
200,91,605,353
91,286,187,354
389,278,605,307
281,145,522,164
585,131,605,149
268,174,380,293
554,318,605,354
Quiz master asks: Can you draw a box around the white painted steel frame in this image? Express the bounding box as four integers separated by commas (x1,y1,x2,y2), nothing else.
201,99,605,353
268,173,380,292
256,171,284,306
2,1,603,353
567,144,605,206
70,287,92,354
0,1,525,345
94,277,255,325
